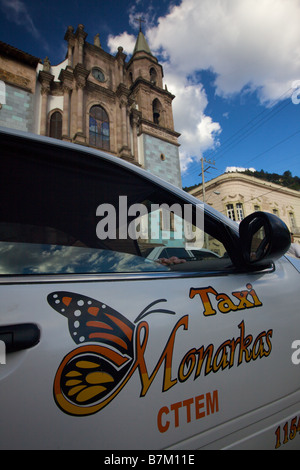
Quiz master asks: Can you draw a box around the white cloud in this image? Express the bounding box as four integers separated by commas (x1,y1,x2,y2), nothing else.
161,67,221,172
226,167,256,173
108,0,300,173
0,0,40,39
107,32,136,55
107,0,159,55
0,0,50,53
148,0,300,104
128,1,157,31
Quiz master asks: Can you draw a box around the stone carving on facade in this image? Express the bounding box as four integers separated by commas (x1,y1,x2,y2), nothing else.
94,34,101,48
43,57,51,72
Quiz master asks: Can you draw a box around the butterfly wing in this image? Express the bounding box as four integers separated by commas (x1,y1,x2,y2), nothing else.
47,291,135,357
48,291,136,416
53,344,135,416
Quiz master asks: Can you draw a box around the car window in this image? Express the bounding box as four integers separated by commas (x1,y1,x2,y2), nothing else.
132,201,230,271
0,135,232,276
0,241,169,275
161,248,191,259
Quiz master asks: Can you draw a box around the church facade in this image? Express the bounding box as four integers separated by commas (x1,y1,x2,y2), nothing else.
0,24,182,187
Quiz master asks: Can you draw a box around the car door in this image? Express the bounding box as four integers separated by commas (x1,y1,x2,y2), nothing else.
0,128,299,450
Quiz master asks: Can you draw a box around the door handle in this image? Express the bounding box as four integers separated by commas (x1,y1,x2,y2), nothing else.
0,323,40,353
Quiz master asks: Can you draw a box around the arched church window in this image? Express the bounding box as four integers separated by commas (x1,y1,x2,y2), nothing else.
152,98,162,125
89,105,110,150
49,111,62,140
150,67,157,85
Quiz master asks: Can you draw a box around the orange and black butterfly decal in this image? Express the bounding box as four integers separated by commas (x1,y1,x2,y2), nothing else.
47,291,175,416
48,292,135,356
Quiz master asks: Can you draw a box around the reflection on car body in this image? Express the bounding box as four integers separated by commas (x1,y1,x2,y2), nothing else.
0,127,299,451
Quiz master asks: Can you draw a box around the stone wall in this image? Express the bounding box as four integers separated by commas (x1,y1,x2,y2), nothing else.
143,133,182,187
0,82,34,132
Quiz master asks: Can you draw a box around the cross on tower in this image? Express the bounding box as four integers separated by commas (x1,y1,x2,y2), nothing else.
135,16,145,32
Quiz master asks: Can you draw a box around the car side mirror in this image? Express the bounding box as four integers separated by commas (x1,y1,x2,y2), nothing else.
239,211,291,266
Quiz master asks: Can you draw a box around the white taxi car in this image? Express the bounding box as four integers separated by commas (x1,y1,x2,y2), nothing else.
0,126,299,450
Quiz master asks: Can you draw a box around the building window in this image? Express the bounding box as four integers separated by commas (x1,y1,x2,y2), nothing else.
226,204,235,221
236,203,244,221
226,203,244,222
289,212,297,231
160,208,175,232
49,111,62,140
89,105,110,150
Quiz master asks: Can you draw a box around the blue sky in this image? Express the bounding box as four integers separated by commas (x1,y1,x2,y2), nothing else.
1,0,300,188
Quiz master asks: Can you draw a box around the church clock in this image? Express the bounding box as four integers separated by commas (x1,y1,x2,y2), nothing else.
92,67,105,83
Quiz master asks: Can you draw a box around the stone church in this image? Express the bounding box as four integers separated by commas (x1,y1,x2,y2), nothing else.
0,24,182,187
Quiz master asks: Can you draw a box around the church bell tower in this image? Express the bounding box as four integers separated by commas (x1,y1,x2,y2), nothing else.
126,27,182,187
